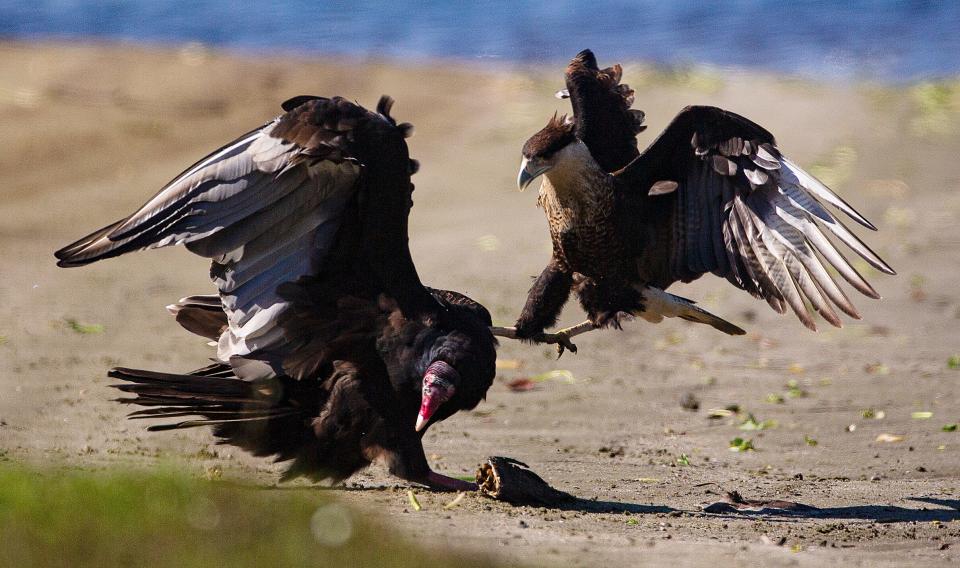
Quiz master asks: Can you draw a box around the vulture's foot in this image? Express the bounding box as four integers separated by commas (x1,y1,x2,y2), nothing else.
422,471,478,492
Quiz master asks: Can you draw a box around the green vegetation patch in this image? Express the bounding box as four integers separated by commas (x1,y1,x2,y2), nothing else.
729,437,755,452
0,465,498,568
64,318,105,334
910,80,960,137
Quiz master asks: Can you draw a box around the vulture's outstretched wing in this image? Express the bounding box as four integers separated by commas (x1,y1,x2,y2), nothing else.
616,105,895,330
562,49,645,172
56,95,435,374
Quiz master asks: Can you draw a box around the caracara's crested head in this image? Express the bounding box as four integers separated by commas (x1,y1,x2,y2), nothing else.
518,114,578,191
521,113,575,161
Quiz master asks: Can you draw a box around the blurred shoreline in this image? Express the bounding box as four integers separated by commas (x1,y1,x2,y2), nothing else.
6,38,960,88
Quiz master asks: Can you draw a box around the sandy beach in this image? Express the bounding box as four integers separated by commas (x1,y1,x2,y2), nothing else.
2,41,959,566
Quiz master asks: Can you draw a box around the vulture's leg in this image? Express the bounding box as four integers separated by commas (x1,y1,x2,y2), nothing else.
383,432,477,492
513,259,573,339
423,471,477,492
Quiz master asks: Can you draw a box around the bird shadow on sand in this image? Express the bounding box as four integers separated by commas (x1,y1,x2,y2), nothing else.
262,483,674,514
539,497,675,515
695,499,960,524
522,497,960,523
260,484,960,523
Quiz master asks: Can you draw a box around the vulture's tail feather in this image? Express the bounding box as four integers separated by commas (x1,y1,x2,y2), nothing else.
109,365,300,432
636,286,747,336
110,364,366,483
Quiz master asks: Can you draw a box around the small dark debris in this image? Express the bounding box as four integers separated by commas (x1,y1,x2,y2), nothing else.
506,378,536,392
680,392,700,411
598,445,625,458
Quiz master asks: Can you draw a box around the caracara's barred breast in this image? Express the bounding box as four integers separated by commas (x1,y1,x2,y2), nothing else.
538,174,633,283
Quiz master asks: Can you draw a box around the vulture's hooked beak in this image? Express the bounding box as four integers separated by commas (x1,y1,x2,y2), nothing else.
415,361,458,432
517,157,551,191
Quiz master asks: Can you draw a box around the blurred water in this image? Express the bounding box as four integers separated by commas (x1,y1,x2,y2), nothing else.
2,0,958,83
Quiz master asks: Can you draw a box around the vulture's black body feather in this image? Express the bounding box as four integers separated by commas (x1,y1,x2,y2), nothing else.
515,50,894,339
56,96,496,490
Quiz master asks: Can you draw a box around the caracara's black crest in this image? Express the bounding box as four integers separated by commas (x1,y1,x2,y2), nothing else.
522,113,575,159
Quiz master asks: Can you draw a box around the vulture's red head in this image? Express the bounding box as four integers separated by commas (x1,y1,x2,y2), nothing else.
415,362,460,431
379,292,497,433
413,299,497,432
517,113,578,191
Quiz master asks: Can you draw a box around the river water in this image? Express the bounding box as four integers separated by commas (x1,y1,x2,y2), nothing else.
2,0,958,83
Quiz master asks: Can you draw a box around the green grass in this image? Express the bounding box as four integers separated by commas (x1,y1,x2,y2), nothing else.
64,318,105,334
0,465,499,568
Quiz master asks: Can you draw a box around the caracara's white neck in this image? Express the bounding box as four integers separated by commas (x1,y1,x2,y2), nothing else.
546,141,602,184
540,141,611,204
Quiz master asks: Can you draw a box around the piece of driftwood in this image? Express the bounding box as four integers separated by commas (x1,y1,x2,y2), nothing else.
701,490,817,514
476,456,573,506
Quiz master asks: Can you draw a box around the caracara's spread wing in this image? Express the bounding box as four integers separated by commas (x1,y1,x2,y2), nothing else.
562,49,645,172
56,96,432,374
616,105,895,330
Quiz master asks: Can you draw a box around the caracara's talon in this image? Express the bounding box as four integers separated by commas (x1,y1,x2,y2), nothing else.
560,336,578,355
488,321,595,354
533,329,579,358
556,335,577,358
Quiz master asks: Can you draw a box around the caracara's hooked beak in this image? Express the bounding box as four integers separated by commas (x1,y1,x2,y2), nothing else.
517,157,552,191
415,361,458,432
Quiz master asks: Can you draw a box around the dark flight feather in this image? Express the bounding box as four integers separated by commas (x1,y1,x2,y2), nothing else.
564,49,642,172
613,103,893,327
55,96,438,377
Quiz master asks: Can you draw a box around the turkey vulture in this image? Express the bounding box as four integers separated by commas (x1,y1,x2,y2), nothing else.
55,95,496,490
505,50,895,348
